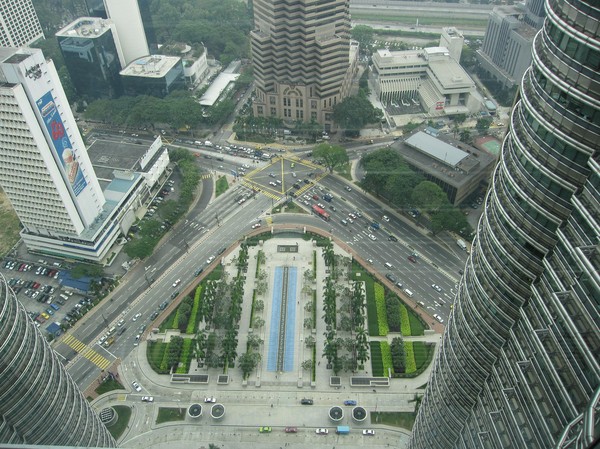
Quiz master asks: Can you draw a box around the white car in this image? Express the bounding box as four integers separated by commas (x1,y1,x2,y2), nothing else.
206,255,215,264
315,428,329,435
132,313,142,321
172,279,181,288
141,396,154,402
368,234,377,241
433,314,444,323
132,381,142,392
363,429,375,436
431,284,442,292
251,223,261,229
382,215,390,222
117,319,125,327
204,397,217,403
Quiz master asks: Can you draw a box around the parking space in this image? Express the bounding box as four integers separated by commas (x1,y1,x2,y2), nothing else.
2,259,88,334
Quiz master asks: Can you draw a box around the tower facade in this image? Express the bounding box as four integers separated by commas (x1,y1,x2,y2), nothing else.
56,17,125,99
250,0,352,128
409,1,599,448
0,274,116,446
0,0,44,47
102,0,152,65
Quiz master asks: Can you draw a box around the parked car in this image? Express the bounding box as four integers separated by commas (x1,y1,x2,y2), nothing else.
141,396,154,402
363,429,376,436
204,397,217,403
284,427,298,433
132,381,142,392
259,427,272,433
344,400,357,406
300,398,314,405
315,428,329,435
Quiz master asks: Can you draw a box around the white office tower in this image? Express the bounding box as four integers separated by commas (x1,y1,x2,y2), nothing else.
103,0,150,65
0,47,110,261
0,0,44,47
439,27,464,63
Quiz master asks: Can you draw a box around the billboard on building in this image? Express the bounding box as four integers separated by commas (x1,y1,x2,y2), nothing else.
36,91,87,196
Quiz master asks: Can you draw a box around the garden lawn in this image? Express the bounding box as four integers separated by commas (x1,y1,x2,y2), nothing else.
156,407,186,424
175,338,194,374
108,405,131,440
413,342,434,370
370,341,384,377
147,341,170,374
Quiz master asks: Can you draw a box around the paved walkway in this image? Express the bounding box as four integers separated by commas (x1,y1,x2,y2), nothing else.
94,237,439,448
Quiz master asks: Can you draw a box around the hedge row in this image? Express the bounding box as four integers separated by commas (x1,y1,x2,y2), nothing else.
176,338,194,374
391,342,436,378
374,283,389,336
365,277,379,336
404,341,417,373
186,285,203,334
381,341,393,376
400,303,411,336
370,341,384,377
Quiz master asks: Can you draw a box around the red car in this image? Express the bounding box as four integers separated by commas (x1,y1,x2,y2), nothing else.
284,427,298,433
408,255,417,263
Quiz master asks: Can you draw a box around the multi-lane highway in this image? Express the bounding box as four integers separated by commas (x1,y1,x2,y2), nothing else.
55,144,467,390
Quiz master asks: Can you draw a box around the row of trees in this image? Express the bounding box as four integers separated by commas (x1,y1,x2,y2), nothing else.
360,148,471,235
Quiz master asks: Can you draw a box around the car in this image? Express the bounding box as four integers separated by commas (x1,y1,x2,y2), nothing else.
269,181,277,187
344,400,357,406
172,279,181,288
150,311,159,320
171,290,179,299
408,255,417,263
367,258,374,264
300,398,313,405
206,255,215,264
315,428,329,435
312,194,319,200
132,381,142,392
330,205,336,211
269,173,275,178
194,267,204,276
141,396,154,402
159,301,168,310
433,314,444,323
132,313,142,321
345,186,352,192
284,427,298,433
385,273,397,283
368,234,377,241
363,429,376,436
382,215,390,222
204,397,217,403
341,219,348,226
431,284,442,292
388,235,398,242
41,312,50,319
117,319,125,327
251,222,261,229
259,427,272,433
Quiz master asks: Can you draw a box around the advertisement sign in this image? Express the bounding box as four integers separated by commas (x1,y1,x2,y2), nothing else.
36,91,87,196
435,101,445,110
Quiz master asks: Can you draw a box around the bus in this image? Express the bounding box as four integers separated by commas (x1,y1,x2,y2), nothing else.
312,205,330,221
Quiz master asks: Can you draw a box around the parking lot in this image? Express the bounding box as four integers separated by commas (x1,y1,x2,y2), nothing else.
2,259,90,335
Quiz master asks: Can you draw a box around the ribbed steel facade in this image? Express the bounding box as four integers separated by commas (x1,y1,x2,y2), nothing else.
0,274,116,446
408,1,599,448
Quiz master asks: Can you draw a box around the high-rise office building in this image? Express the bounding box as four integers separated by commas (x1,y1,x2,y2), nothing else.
56,17,125,99
0,0,44,48
87,0,156,65
476,3,544,88
0,47,124,262
0,274,116,446
408,1,599,448
250,0,353,128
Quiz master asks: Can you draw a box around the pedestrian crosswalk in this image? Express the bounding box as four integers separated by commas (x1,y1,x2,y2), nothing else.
200,173,213,180
62,334,112,370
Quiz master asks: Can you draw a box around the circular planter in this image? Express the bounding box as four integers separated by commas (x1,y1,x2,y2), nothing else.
99,407,118,427
211,403,225,419
329,406,344,421
188,404,202,419
352,406,367,421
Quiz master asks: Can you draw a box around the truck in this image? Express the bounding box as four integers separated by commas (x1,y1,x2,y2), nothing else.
204,140,213,147
457,239,467,251
312,205,330,221
336,426,350,435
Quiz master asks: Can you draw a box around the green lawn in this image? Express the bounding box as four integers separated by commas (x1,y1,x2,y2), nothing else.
334,162,352,180
95,378,124,395
371,411,416,430
156,407,186,424
413,342,435,370
147,341,169,374
408,310,425,336
108,405,131,440
215,176,229,196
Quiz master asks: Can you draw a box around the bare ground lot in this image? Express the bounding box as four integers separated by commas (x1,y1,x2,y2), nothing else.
0,188,21,257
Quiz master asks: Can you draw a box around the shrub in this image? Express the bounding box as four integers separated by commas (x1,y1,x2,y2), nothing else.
370,341,383,377
186,285,203,334
176,338,193,374
172,309,180,329
400,303,411,336
385,294,401,332
381,341,393,375
405,341,417,374
374,283,389,336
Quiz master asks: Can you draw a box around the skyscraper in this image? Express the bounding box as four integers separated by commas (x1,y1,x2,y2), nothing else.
0,274,116,446
409,0,599,448
250,0,352,128
56,17,125,99
0,47,123,262
0,0,44,48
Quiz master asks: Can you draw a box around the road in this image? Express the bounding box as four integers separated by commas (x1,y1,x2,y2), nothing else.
55,144,465,390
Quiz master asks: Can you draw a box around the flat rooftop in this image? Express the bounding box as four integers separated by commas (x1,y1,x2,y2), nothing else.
405,131,468,167
87,138,156,188
55,17,111,38
121,55,181,78
199,72,240,106
428,59,475,89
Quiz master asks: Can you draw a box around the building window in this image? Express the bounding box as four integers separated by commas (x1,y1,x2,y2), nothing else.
283,97,290,107
270,107,277,116
270,97,276,105
296,110,304,119
257,106,264,115
284,108,291,118
325,113,332,121
311,100,317,109
311,112,317,120
295,98,303,108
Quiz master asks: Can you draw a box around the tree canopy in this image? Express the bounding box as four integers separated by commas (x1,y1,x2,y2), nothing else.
312,144,349,173
332,94,383,134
